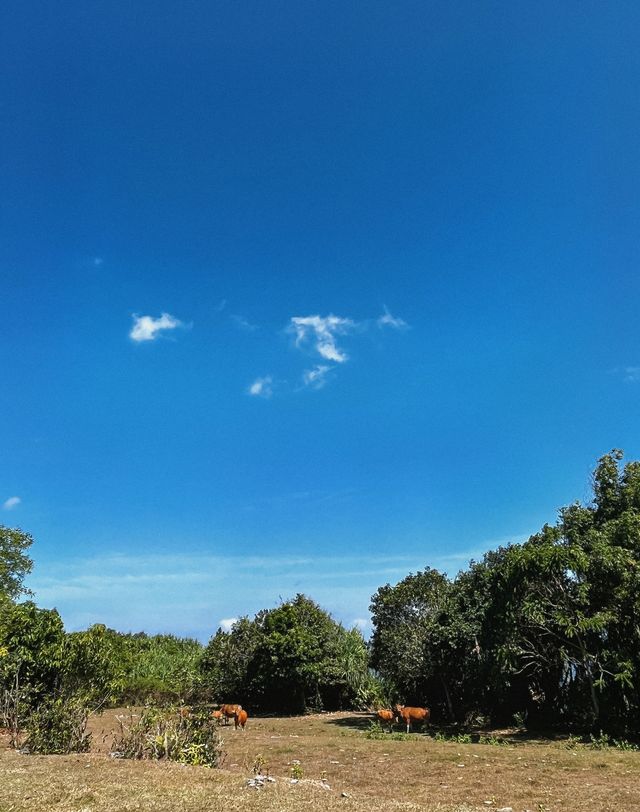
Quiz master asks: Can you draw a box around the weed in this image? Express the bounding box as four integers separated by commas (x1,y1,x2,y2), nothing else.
111,706,222,767
589,730,611,750
365,721,386,740
290,760,303,780
478,734,508,747
434,731,472,744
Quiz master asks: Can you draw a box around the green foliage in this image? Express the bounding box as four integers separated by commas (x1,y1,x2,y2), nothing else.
112,706,222,767
201,594,376,713
0,526,33,604
25,697,90,754
105,631,204,704
433,731,472,744
365,721,386,739
369,451,640,737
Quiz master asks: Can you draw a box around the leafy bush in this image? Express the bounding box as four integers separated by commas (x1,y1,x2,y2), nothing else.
112,706,222,767
25,697,90,754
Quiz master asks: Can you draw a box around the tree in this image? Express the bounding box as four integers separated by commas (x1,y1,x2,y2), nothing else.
0,526,33,604
200,595,376,713
370,567,482,720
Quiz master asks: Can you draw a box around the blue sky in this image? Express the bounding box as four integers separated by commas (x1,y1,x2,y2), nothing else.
1,1,639,640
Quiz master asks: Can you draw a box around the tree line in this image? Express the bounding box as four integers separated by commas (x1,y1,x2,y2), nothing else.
2,450,640,743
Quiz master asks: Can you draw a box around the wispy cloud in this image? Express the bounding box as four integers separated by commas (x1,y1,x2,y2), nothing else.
2,496,21,510
129,313,183,342
302,364,330,390
290,315,355,364
248,376,274,398
231,314,259,332
377,306,409,330
219,617,238,632
26,546,500,640
623,366,640,383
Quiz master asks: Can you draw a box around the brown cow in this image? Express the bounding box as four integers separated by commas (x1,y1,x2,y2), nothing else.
375,708,397,731
395,704,430,733
220,703,242,725
234,708,248,730
211,709,224,724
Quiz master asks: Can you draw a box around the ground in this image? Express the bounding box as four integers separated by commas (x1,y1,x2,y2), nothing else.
1,710,639,812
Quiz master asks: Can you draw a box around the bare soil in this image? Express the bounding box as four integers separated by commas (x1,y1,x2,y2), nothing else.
1,710,638,812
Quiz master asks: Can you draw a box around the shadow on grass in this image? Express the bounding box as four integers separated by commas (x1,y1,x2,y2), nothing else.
327,714,375,732
325,714,576,745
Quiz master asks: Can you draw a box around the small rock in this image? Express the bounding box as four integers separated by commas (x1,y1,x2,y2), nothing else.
266,776,276,783
456,763,465,767
341,791,350,797
497,807,513,812
290,779,299,784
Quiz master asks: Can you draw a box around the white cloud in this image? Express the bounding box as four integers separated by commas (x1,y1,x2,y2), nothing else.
129,313,183,342
2,496,21,510
623,367,640,383
377,306,409,330
302,365,330,389
248,376,274,398
219,617,238,632
290,315,355,363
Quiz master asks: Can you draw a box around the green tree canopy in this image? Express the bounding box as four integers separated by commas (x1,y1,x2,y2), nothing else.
0,526,33,604
201,594,375,713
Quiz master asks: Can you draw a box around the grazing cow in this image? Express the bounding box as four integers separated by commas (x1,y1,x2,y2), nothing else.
234,708,248,730
211,709,224,724
375,709,397,731
220,703,242,725
395,704,430,733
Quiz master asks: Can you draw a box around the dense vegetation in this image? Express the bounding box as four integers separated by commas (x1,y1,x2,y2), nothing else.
370,450,640,736
2,450,640,747
200,594,378,713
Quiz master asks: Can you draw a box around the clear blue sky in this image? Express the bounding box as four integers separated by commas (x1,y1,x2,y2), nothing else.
1,1,638,640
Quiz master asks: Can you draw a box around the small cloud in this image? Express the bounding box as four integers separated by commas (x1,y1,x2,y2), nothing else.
219,617,238,632
92,256,104,267
623,367,640,383
248,376,274,398
214,299,227,313
377,306,409,330
129,313,183,342
290,315,355,364
302,365,330,390
3,496,21,510
231,314,259,332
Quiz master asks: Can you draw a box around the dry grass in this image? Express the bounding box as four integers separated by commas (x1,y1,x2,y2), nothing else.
1,710,639,812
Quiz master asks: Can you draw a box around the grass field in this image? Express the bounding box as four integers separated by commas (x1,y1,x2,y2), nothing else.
2,710,639,812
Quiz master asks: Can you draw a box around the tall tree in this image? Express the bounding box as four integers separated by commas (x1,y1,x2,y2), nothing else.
0,526,33,604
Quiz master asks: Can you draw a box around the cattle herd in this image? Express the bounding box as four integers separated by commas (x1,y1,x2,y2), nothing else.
201,701,430,734
210,703,248,730
376,704,430,732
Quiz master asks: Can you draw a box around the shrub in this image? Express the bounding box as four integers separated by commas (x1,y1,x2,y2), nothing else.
25,697,90,754
112,706,222,767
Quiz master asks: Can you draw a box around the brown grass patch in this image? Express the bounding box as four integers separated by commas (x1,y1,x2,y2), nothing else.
1,710,639,811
